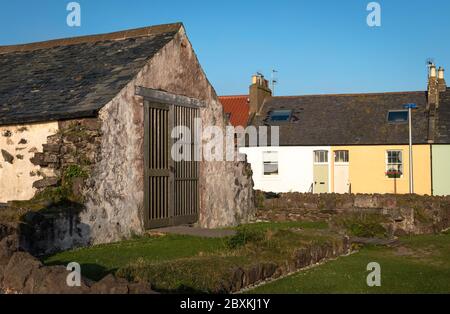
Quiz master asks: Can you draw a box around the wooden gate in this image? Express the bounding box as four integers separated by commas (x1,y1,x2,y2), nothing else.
143,91,200,229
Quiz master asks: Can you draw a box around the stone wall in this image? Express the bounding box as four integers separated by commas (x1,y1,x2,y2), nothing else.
79,25,255,244
19,207,90,256
256,192,450,236
0,225,155,294
30,118,102,198
0,122,58,203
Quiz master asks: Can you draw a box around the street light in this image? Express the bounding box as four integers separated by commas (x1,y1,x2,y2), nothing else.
403,103,418,194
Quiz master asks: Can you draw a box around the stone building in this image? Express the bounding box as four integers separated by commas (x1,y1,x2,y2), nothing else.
0,23,254,246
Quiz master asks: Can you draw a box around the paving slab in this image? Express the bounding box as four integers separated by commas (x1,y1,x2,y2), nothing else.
150,226,236,238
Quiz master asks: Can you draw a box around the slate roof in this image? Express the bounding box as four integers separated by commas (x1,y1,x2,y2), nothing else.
250,90,450,146
0,23,182,126
435,89,450,144
218,95,250,127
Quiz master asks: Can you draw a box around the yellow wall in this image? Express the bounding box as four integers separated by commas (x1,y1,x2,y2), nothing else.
330,145,432,195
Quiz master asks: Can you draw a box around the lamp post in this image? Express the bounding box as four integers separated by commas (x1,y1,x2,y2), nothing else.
403,103,418,194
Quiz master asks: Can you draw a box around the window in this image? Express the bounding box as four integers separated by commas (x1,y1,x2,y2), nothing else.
386,150,403,178
269,110,292,122
263,151,278,176
334,150,349,163
314,150,328,164
387,110,408,123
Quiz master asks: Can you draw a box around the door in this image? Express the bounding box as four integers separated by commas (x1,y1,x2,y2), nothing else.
144,101,199,229
333,150,350,194
313,150,329,193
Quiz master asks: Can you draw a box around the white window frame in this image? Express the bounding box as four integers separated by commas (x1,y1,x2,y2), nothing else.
263,151,279,176
334,150,349,164
314,150,329,164
386,150,403,179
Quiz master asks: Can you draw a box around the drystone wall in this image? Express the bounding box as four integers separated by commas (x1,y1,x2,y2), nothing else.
256,192,450,236
29,118,102,196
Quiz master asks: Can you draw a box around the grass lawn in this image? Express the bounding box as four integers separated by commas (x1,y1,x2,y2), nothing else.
44,221,327,282
247,232,450,294
45,234,227,281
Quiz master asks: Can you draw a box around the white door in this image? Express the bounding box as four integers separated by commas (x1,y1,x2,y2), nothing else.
334,150,350,194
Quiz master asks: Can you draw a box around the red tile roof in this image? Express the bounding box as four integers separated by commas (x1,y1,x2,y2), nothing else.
218,95,250,127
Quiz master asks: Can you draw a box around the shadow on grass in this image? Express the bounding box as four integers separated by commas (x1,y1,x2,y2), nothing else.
44,261,114,282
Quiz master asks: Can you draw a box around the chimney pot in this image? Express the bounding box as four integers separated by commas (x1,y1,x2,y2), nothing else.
438,67,445,79
438,66,447,92
430,64,437,78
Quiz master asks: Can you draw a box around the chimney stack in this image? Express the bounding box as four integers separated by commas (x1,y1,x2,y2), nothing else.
249,73,272,115
428,63,439,108
438,67,447,92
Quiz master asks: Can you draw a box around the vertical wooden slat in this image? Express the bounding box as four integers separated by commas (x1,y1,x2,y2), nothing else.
145,101,199,228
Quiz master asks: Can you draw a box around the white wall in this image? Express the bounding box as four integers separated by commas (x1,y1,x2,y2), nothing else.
0,122,58,203
239,146,331,193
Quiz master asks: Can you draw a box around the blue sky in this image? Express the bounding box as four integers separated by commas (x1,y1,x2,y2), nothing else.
1,0,449,96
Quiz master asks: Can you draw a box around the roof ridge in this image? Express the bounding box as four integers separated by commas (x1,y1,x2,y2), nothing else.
218,95,249,98
0,22,183,55
273,90,426,98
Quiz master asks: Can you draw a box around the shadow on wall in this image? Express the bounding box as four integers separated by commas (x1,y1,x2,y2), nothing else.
13,201,92,257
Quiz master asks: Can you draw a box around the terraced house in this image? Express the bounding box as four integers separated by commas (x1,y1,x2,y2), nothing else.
0,23,254,249
222,65,450,196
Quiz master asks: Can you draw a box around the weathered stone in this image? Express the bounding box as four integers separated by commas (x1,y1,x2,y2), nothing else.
32,177,59,189
19,210,90,256
42,143,61,153
1,149,14,164
30,152,47,166
23,265,90,294
230,267,245,292
0,234,19,265
354,195,376,208
2,252,42,292
262,263,277,278
382,196,398,209
43,153,58,163
90,274,130,294
71,177,85,197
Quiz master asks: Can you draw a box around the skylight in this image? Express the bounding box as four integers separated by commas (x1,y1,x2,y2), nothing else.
269,110,292,122
387,110,408,123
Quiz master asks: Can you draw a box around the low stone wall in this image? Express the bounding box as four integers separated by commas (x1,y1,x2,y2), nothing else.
256,192,450,236
226,236,350,293
0,226,155,294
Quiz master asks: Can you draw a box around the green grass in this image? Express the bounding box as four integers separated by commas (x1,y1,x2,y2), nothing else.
247,232,450,294
117,228,338,293
43,222,327,286
44,234,227,281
